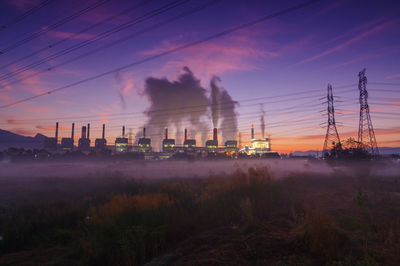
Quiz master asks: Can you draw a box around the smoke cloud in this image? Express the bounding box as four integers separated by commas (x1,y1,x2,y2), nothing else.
138,67,210,150
210,76,221,128
260,104,265,138
210,76,238,143
114,72,127,110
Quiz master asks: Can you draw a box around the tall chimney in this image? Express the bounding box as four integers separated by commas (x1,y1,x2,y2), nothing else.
71,123,75,140
122,126,125,137
143,127,146,138
82,126,86,139
251,124,254,139
87,123,90,139
213,128,218,144
165,128,168,140
102,124,105,139
55,122,59,141
184,128,187,142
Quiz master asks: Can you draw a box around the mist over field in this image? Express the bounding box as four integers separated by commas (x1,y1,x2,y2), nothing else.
1,158,399,180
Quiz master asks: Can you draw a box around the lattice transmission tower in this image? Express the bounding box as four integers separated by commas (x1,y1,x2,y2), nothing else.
323,83,341,157
357,68,378,155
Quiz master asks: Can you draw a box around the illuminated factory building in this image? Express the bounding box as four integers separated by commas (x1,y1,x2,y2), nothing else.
41,122,278,158
183,128,196,152
95,124,107,151
224,140,238,153
162,128,175,152
205,128,218,153
115,126,128,153
78,124,90,151
61,123,74,151
138,127,152,153
239,124,273,156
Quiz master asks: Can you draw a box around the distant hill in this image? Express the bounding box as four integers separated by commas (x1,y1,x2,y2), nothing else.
292,147,400,156
0,129,47,151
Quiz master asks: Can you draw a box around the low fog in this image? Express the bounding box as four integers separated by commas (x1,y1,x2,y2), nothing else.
1,159,399,180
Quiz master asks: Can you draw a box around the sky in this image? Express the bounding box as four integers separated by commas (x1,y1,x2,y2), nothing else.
0,0,399,153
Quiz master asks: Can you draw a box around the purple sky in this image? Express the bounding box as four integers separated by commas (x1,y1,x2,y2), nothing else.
0,0,399,152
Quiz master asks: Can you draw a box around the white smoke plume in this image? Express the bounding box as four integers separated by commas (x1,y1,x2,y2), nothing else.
211,76,238,143
114,72,128,110
137,67,210,150
260,104,266,138
210,76,221,128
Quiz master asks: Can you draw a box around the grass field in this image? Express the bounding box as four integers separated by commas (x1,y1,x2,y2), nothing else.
0,159,399,265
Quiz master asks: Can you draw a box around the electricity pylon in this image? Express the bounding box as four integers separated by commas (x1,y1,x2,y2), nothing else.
357,68,378,155
323,83,341,157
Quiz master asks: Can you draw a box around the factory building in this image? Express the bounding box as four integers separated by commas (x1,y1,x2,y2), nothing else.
225,140,238,153
239,124,275,156
115,126,128,153
162,128,175,152
138,127,151,153
44,122,58,151
95,124,107,151
183,128,196,152
205,128,218,153
61,123,74,151
78,124,90,151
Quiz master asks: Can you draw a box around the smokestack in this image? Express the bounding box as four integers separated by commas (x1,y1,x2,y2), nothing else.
143,127,146,138
87,123,90,139
184,128,187,142
102,124,105,139
71,123,75,140
213,128,218,144
55,122,59,141
82,126,86,139
165,128,168,140
251,124,254,140
122,126,125,137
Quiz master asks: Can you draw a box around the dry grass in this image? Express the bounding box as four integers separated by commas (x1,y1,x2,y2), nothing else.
0,162,399,265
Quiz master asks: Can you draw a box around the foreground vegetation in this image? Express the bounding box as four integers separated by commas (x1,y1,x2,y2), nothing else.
0,162,399,265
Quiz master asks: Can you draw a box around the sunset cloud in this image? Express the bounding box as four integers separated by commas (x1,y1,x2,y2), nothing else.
140,33,277,81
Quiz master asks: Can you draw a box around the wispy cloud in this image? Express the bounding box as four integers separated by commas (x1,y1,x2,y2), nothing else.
140,33,277,81
6,0,41,11
385,73,400,79
48,30,96,41
296,19,398,65
28,107,52,113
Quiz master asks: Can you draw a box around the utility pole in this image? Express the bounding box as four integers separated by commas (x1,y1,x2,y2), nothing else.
322,83,341,157
357,68,378,155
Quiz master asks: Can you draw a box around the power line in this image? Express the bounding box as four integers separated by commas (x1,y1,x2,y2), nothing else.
0,0,111,55
0,94,324,126
0,0,150,70
0,0,189,83
1,0,56,31
0,0,321,109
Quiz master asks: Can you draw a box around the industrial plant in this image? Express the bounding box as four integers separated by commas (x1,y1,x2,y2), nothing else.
40,122,279,159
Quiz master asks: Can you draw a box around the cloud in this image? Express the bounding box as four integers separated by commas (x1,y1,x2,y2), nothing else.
35,124,68,131
139,33,277,81
385,73,400,79
28,107,52,113
12,128,35,136
6,0,41,11
4,66,49,95
7,119,24,125
48,30,96,41
296,19,398,65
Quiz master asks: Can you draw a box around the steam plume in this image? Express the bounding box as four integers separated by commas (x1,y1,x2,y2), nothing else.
114,72,127,109
137,67,209,150
210,76,221,128
211,76,238,142
260,104,265,138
